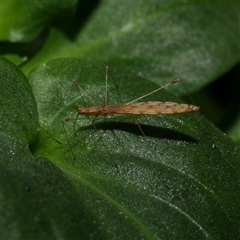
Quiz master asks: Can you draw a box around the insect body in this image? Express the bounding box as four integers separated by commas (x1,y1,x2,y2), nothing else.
75,75,199,121
77,102,199,117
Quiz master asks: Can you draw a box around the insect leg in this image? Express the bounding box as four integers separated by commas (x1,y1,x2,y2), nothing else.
62,118,76,165
91,117,119,170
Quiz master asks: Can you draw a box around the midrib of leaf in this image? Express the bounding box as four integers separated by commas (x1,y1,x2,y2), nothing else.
63,167,156,239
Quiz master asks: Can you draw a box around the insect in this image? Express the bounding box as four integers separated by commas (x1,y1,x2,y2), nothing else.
62,66,200,164
68,67,199,124
77,94,199,116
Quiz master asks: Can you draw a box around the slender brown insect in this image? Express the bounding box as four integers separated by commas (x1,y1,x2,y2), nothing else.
63,66,200,165
73,67,199,122
77,100,199,116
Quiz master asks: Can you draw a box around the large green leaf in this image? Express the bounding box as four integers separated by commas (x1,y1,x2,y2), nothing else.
0,1,77,42
1,57,240,239
18,1,239,95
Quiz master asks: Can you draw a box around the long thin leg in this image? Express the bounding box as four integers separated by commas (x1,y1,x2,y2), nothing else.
104,66,118,104
105,66,109,105
64,115,119,170
19,97,62,145
73,113,80,134
178,80,216,149
93,116,146,137
73,80,95,105
114,119,146,137
62,118,76,165
91,118,119,170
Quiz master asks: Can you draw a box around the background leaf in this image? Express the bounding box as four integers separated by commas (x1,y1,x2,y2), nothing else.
0,1,77,42
18,1,239,95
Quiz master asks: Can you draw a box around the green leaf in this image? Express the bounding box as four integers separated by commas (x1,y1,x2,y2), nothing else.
227,112,240,145
1,1,77,42
20,1,239,95
2,54,27,66
1,57,240,239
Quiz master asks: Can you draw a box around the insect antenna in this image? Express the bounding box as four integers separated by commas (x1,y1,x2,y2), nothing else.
126,79,180,104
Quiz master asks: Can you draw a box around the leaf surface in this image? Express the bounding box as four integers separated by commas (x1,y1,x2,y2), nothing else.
1,57,240,239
